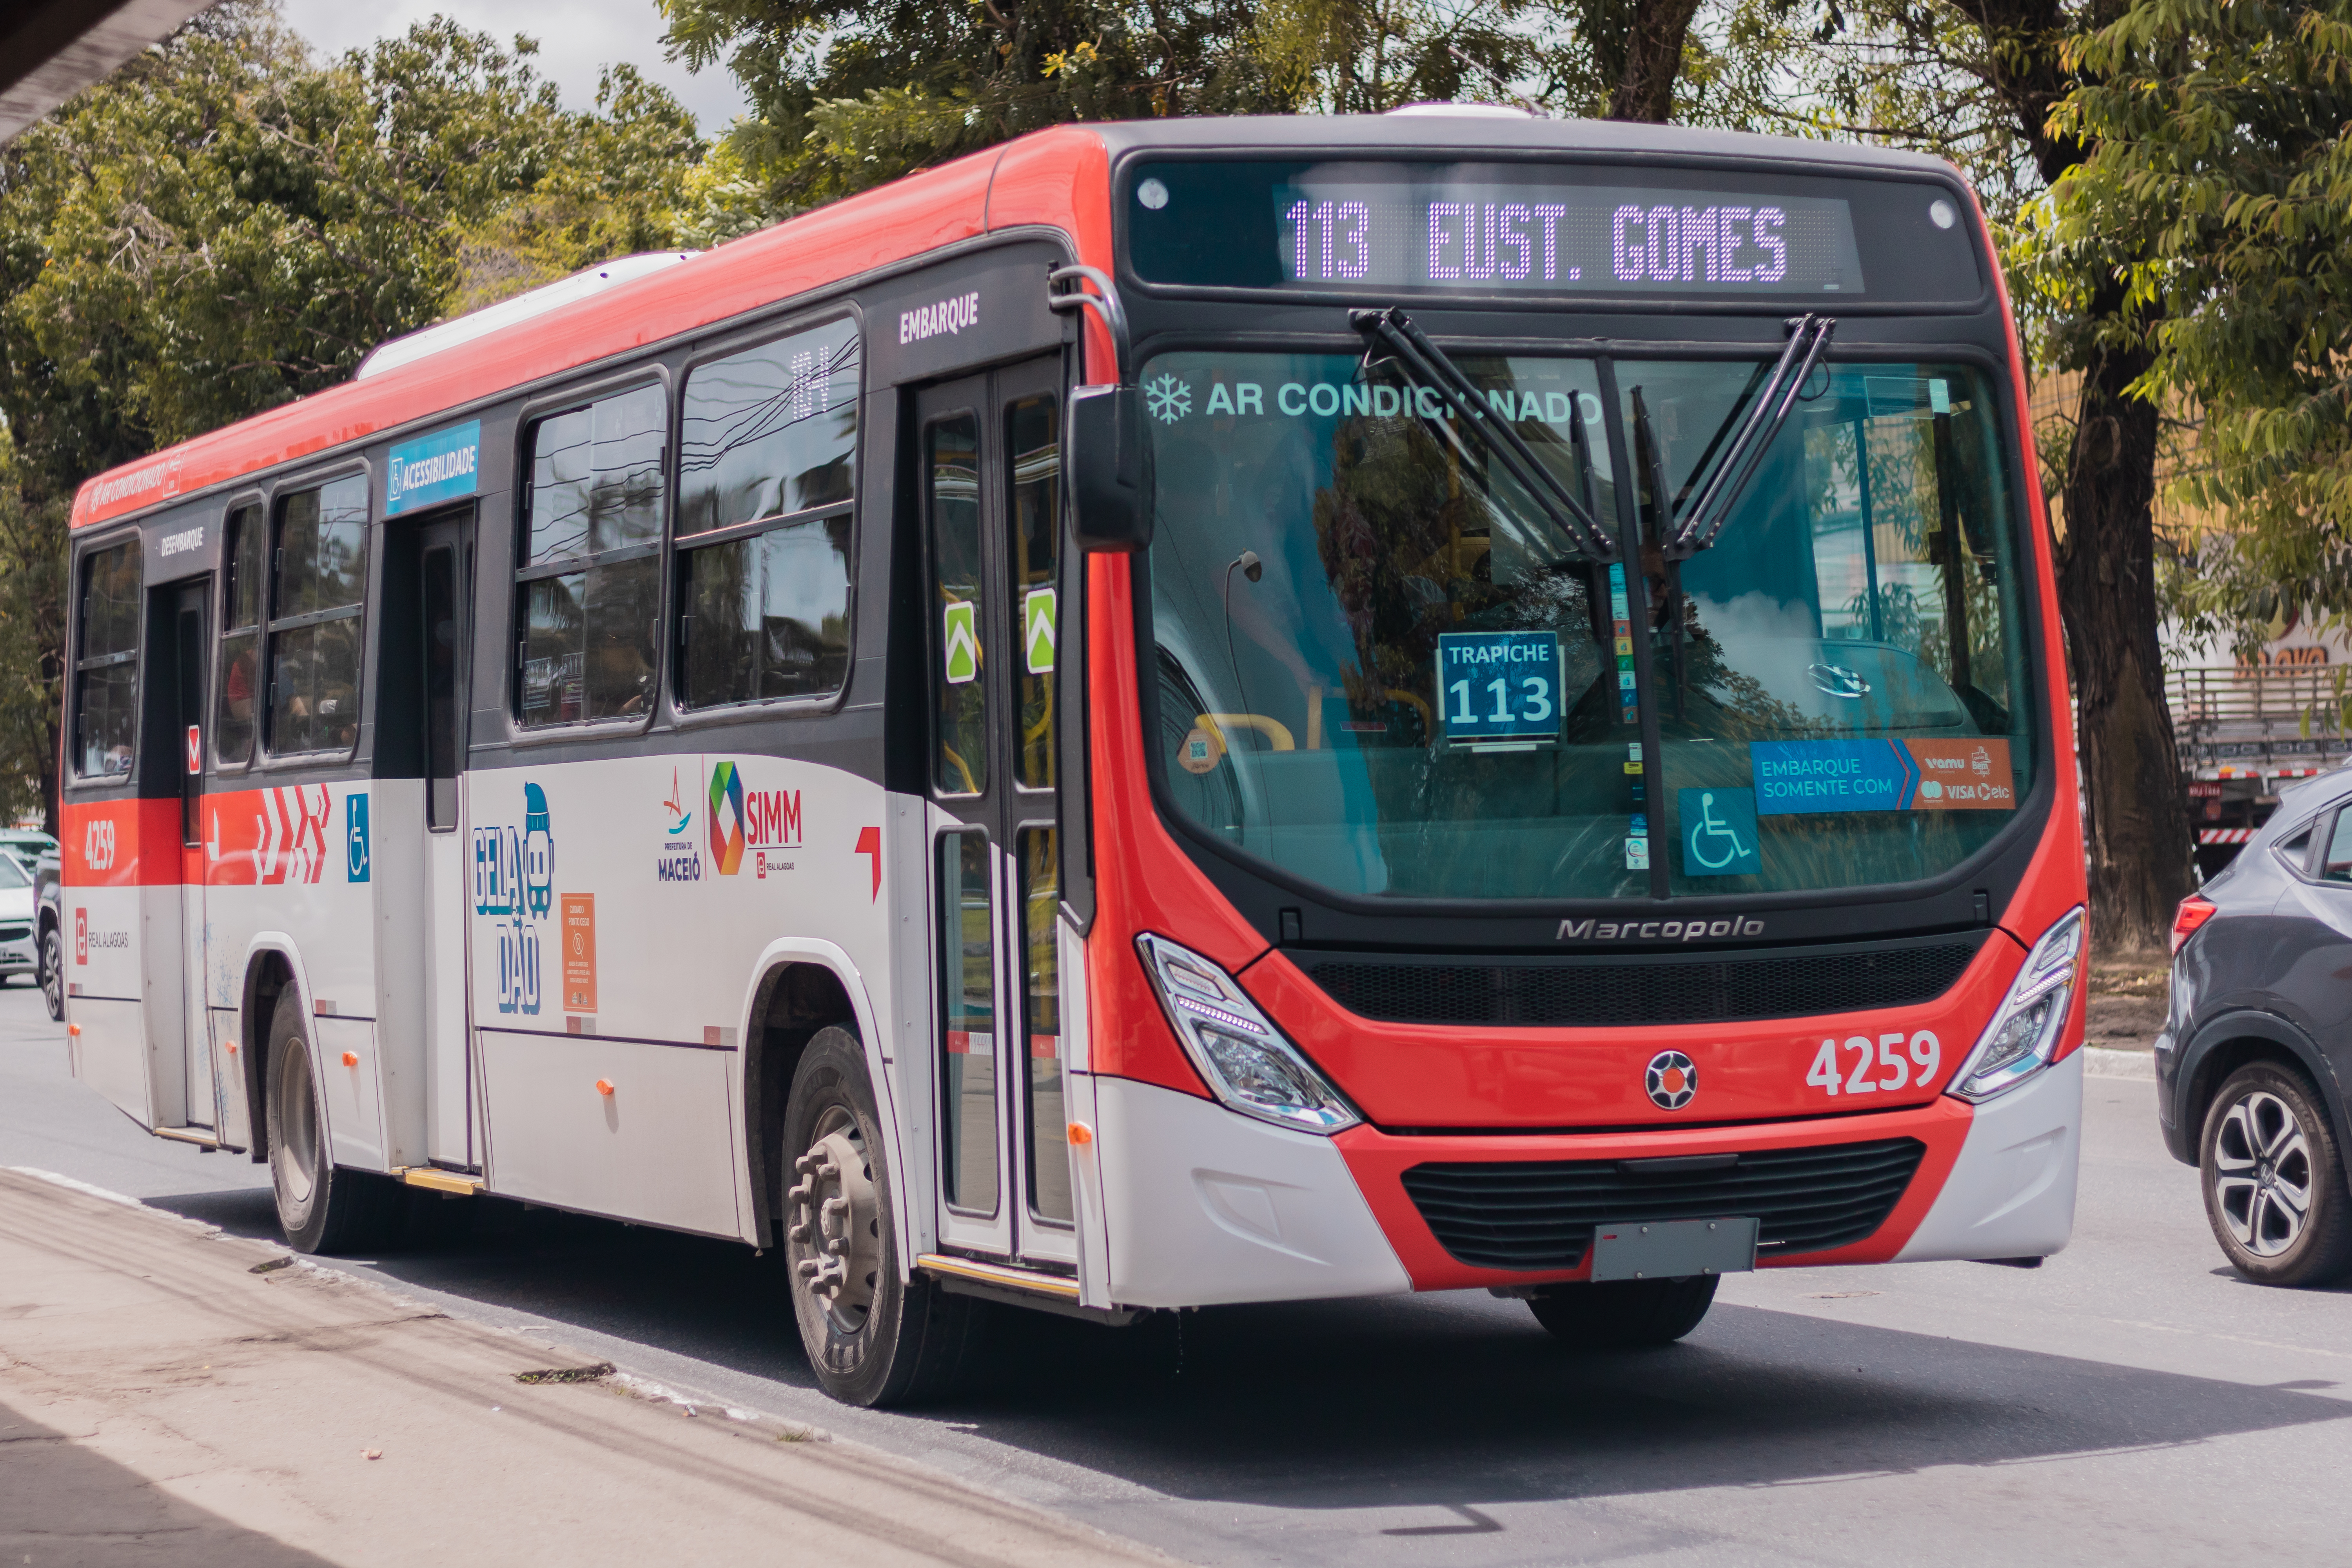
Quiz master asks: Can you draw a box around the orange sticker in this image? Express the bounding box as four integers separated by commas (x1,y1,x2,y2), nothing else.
1902,738,2016,810
561,893,598,1013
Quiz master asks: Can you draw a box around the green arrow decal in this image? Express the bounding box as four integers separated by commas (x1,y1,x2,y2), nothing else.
943,600,979,684
1024,587,1057,674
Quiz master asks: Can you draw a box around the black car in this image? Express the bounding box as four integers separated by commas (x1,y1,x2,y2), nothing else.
2164,770,2352,1285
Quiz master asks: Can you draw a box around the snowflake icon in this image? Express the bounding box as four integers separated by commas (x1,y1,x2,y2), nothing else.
1145,373,1192,425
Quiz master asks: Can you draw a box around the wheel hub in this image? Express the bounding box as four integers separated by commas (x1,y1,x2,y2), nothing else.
2214,1090,2313,1258
787,1118,882,1327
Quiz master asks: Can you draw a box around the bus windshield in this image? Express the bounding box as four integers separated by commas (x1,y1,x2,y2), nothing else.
1143,350,2034,901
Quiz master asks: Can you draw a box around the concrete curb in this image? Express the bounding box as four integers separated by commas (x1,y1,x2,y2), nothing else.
2082,1046,2156,1081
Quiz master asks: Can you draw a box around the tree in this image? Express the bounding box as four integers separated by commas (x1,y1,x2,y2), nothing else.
1754,1,2192,954
658,0,1740,214
0,2,708,830
2050,2,2352,678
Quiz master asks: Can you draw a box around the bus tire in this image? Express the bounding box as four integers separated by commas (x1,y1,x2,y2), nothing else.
264,989,394,1255
1526,1274,1719,1348
783,1025,979,1406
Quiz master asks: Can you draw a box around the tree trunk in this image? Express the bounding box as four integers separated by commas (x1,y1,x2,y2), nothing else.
2055,329,2194,954
1601,0,1703,122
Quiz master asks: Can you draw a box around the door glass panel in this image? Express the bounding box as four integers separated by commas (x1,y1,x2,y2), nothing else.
217,505,261,764
1018,826,1069,1222
1007,396,1060,790
937,830,998,1213
423,544,460,830
927,415,987,795
176,595,204,845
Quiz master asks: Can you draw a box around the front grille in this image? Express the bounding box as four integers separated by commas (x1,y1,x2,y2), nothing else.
1400,1137,1926,1271
1310,939,1978,1027
0,924,31,943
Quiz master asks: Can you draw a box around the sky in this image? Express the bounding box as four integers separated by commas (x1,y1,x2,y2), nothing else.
278,0,751,133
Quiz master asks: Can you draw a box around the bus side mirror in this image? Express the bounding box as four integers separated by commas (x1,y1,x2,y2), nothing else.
1067,384,1151,553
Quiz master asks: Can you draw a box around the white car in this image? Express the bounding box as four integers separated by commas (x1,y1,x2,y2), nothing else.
0,853,35,985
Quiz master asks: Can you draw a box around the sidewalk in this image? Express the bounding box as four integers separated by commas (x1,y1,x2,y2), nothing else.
0,1169,1176,1567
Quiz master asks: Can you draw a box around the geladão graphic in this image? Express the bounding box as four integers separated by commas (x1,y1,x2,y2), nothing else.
474,782,552,1014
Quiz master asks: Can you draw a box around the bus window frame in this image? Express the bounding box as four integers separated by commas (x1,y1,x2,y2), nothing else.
261,461,374,765
1120,328,2060,923
211,489,269,775
668,305,864,725
67,530,145,788
508,363,676,741
1105,148,1996,320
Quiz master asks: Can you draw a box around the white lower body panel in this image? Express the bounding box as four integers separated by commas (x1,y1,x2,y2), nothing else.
1896,1050,2082,1262
1094,1076,1410,1308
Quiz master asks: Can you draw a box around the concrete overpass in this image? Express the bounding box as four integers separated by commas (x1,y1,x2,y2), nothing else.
1,0,220,144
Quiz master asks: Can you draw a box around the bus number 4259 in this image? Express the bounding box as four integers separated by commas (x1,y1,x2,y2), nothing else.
1808,1031,1941,1096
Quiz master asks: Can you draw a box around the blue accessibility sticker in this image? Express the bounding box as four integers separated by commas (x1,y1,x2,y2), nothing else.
385,419,483,516
1436,630,1561,740
1679,787,1760,876
1749,739,1921,815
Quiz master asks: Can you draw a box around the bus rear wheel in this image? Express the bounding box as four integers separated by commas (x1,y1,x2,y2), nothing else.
1527,1275,1719,1348
783,1025,979,1406
265,989,394,1254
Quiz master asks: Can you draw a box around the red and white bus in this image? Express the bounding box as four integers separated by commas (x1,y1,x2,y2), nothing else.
58,110,2086,1406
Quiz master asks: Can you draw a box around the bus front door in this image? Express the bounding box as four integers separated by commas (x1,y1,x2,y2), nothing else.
918,356,1076,1271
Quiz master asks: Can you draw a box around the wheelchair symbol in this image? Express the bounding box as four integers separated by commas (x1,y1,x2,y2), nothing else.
1688,791,1751,872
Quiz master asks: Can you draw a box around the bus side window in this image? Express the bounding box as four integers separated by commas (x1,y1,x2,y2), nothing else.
268,475,368,756
674,318,858,709
73,541,142,779
517,383,665,726
216,503,263,765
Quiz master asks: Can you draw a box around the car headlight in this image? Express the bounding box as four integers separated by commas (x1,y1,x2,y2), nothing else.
1135,933,1361,1134
1949,906,2084,1103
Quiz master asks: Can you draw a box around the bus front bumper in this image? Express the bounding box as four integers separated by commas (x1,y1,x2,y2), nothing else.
1089,1051,2081,1306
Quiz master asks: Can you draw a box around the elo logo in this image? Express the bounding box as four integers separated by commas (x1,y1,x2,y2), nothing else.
83,819,116,872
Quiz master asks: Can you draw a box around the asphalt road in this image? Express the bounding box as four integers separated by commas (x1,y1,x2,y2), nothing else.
7,985,2348,1567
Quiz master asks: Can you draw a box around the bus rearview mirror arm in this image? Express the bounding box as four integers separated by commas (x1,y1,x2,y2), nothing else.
1050,266,1152,554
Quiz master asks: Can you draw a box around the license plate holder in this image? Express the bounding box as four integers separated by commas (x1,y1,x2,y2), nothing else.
1590,1217,1759,1281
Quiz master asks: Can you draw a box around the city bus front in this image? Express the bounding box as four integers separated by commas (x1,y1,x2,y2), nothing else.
1071,121,2083,1332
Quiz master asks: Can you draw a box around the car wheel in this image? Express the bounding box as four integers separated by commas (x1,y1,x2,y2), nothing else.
265,989,394,1254
2201,1062,2352,1287
1527,1274,1720,1348
783,1025,981,1406
38,926,60,1020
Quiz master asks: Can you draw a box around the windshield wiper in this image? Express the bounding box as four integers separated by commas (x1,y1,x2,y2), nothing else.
1662,314,1835,561
1351,307,1619,564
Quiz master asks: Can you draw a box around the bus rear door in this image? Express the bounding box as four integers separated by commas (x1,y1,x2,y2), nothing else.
918,356,1077,1271
167,578,218,1132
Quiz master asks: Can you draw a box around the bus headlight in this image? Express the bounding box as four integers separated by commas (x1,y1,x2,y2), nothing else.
1949,907,2085,1103
1136,933,1362,1134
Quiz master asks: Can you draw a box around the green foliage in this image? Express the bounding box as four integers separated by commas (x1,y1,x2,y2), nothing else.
659,0,1754,214
2049,0,2352,652
0,1,709,826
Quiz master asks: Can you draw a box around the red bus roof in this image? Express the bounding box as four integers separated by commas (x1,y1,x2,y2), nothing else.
72,125,1115,531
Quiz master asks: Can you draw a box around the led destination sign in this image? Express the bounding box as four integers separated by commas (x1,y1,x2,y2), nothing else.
1272,184,1862,294
1126,160,1982,303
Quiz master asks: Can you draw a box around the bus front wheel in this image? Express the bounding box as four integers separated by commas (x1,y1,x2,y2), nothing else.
782,1025,979,1406
1527,1274,1719,1348
264,989,394,1254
